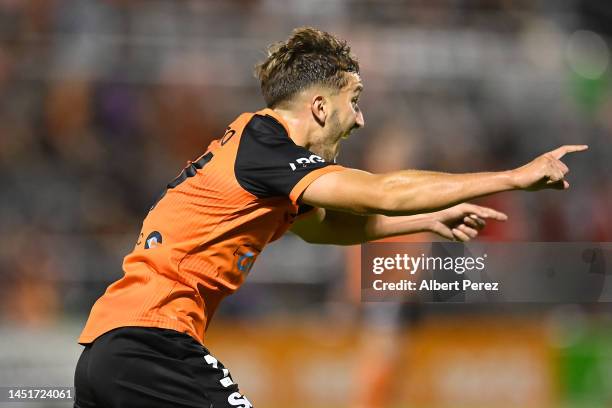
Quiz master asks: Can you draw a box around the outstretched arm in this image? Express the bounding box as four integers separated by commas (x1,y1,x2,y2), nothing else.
300,145,588,216
290,203,507,245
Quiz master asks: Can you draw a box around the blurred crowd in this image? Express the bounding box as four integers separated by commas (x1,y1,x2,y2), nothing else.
0,0,610,325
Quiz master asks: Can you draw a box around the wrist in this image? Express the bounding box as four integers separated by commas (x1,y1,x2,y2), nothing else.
420,212,439,233
504,169,523,190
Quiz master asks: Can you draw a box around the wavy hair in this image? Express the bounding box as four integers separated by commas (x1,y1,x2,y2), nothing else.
254,27,359,108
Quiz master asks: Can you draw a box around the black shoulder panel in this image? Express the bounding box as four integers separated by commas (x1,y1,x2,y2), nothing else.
235,114,333,199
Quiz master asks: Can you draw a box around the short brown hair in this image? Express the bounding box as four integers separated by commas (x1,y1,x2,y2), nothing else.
254,27,359,108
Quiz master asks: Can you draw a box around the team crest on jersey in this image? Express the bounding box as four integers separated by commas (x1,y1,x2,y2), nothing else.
144,231,163,249
233,246,257,275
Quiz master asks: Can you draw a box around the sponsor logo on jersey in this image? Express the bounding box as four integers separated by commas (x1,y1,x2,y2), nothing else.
288,154,324,171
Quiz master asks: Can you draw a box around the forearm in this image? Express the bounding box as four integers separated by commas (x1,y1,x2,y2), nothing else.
376,169,515,215
364,212,434,241
302,145,586,217
302,168,517,217
300,210,434,245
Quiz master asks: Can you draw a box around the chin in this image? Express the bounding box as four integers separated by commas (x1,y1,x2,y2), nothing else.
320,150,336,162
314,141,340,162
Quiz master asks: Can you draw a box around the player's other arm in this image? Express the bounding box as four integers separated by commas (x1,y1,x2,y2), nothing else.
300,145,588,216
291,203,506,245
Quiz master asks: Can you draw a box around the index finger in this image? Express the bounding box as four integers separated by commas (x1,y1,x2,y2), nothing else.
463,204,508,221
550,145,589,159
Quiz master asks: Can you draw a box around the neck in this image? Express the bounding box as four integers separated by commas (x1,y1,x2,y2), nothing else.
271,107,337,162
271,107,314,150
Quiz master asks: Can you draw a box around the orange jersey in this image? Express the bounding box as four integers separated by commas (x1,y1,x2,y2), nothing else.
79,108,343,345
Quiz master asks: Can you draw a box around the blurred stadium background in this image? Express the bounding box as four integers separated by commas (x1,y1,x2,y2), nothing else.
0,0,611,407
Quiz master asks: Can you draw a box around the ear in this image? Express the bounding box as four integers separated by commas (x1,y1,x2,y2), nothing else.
310,95,327,126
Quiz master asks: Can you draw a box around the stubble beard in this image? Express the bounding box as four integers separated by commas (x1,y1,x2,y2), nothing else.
310,143,338,162
309,112,343,162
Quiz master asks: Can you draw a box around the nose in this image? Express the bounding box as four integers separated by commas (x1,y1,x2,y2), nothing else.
355,110,365,128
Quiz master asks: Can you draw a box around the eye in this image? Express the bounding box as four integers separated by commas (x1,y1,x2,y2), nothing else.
352,98,360,109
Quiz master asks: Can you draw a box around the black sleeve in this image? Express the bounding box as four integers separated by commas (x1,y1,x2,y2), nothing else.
235,114,336,198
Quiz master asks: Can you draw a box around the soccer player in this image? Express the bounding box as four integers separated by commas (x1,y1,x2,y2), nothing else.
74,27,587,408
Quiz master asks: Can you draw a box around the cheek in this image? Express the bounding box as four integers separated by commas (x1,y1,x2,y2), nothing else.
345,114,356,129
339,107,352,124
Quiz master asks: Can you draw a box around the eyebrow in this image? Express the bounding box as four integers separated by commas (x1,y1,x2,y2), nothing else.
354,85,363,93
